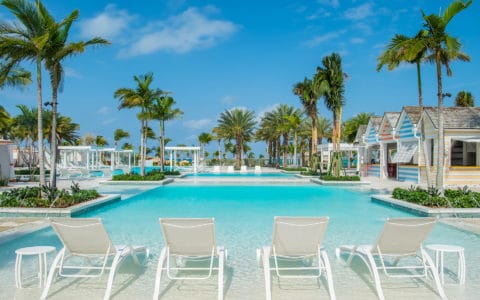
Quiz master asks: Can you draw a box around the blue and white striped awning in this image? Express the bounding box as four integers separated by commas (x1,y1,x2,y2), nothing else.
392,142,418,163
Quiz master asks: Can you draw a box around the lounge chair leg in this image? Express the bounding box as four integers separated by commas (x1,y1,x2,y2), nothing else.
40,248,65,300
153,248,167,300
422,249,448,300
218,247,225,300
262,247,272,300
321,250,336,300
365,251,385,300
104,250,127,300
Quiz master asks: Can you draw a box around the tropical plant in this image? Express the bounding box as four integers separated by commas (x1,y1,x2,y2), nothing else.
198,132,213,163
114,73,160,176
0,0,56,185
342,112,373,143
454,90,474,107
314,52,347,176
0,61,31,89
44,8,109,187
216,108,256,167
121,142,133,150
12,105,37,171
95,135,108,147
293,78,321,169
147,94,183,171
82,133,95,146
421,0,471,191
0,105,12,138
113,129,130,149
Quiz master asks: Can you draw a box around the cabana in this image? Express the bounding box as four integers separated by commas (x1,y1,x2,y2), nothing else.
165,146,201,173
58,146,133,171
378,112,400,179
363,116,382,177
318,143,359,174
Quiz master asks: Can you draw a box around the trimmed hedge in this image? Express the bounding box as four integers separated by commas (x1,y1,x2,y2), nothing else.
320,175,361,181
392,186,480,208
112,169,166,181
283,167,307,172
0,185,100,208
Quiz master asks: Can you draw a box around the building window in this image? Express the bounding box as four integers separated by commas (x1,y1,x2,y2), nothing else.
451,140,477,166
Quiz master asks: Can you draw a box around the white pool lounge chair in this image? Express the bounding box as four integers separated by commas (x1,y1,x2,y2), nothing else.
212,165,220,173
240,165,247,173
226,166,234,173
254,165,262,174
257,216,336,300
41,218,149,300
153,218,226,300
335,217,446,300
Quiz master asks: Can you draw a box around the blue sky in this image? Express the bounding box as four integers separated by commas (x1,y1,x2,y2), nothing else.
1,0,479,155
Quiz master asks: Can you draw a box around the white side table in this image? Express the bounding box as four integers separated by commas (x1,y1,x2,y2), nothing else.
15,246,56,288
426,244,465,285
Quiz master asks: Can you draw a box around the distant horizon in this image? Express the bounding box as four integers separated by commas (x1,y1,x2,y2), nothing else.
1,0,478,156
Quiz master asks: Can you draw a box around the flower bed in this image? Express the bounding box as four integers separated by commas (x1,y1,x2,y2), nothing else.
112,169,166,181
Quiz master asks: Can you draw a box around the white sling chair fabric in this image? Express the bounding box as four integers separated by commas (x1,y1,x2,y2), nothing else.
258,216,336,300
41,218,149,300
153,218,226,300
335,217,447,300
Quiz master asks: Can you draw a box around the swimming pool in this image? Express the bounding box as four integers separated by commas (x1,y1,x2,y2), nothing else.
1,183,479,299
188,172,297,177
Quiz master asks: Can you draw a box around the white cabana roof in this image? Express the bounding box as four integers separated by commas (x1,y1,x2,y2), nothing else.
165,146,200,151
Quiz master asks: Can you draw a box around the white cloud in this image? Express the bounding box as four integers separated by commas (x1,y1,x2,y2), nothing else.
183,118,213,129
350,37,365,44
317,0,339,8
96,106,112,115
344,3,374,20
64,67,82,79
256,103,280,122
221,95,234,105
121,7,238,57
102,118,116,125
305,31,344,47
79,4,135,39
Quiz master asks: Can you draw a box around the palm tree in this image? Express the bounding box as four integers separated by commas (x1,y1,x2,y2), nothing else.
342,112,373,143
377,30,434,186
314,52,347,176
216,108,256,168
422,0,471,191
198,132,213,163
121,142,133,150
0,0,56,185
0,62,31,88
12,105,37,171
257,110,281,167
293,78,321,169
44,9,109,187
82,133,95,146
273,104,301,168
454,91,474,107
0,105,12,138
114,129,130,149
95,135,108,147
147,94,183,171
114,73,159,176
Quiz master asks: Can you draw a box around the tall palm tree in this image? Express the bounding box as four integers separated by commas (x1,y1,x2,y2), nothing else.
114,73,159,176
12,105,37,171
114,129,130,149
273,104,301,168
198,132,213,163
342,112,373,143
454,90,474,107
422,0,471,191
256,113,278,166
314,53,347,176
44,9,109,187
285,109,302,167
0,0,56,185
95,135,108,147
82,133,95,146
377,30,435,187
0,105,12,138
147,94,183,171
216,108,256,168
293,78,321,169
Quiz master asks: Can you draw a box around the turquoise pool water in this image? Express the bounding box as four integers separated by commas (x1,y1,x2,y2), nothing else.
188,172,296,177
1,184,479,299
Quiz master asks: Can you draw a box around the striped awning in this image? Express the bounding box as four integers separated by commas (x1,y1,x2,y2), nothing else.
392,142,418,163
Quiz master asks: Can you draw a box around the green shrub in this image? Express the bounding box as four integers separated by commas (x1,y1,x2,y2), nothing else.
320,175,361,181
391,186,480,208
283,167,307,172
301,170,321,176
0,186,99,208
112,171,165,181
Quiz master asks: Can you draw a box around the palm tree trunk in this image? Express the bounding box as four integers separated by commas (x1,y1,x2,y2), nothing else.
160,120,165,172
311,115,318,170
293,131,298,167
139,120,145,176
36,56,45,186
283,133,288,168
50,64,59,188
416,61,432,188
236,135,242,167
435,51,445,193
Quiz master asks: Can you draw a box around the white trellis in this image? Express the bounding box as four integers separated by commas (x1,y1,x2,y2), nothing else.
165,146,201,173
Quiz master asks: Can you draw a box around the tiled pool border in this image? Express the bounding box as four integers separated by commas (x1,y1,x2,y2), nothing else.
371,194,480,217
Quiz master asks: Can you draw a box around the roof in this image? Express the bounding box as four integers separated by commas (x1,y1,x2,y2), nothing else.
402,106,422,125
382,112,401,129
354,125,367,143
369,116,383,131
424,107,480,129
